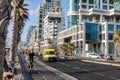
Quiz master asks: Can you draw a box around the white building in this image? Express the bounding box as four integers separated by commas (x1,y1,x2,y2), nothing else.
42,12,65,47
57,0,120,58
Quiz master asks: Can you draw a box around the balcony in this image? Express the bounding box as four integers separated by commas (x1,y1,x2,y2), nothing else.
88,8,107,15
109,9,120,16
67,11,79,15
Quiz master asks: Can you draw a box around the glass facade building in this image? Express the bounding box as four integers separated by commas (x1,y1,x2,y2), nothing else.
68,0,78,12
67,0,79,28
86,23,100,41
57,0,120,58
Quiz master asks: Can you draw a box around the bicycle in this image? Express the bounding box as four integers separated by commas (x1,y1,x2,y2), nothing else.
28,61,33,74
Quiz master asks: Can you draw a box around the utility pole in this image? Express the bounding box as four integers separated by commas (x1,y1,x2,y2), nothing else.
75,24,78,59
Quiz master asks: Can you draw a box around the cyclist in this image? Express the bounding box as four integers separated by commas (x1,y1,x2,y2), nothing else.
27,50,35,73
28,50,35,62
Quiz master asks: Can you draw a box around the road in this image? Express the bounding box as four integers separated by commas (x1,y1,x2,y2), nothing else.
38,56,120,80
19,54,120,80
18,54,71,80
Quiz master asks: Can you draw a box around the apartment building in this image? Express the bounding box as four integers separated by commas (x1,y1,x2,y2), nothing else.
43,12,65,47
26,26,36,44
57,0,120,58
36,0,65,49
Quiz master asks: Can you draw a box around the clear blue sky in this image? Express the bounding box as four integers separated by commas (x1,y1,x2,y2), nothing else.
18,0,68,42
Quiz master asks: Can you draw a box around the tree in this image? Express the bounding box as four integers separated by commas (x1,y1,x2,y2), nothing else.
47,38,52,48
60,43,68,56
10,0,29,71
0,0,12,78
67,43,75,56
113,30,120,56
37,41,41,52
16,3,29,44
61,43,75,58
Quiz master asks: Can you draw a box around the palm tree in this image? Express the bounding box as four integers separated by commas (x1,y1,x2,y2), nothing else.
113,30,120,56
10,0,29,69
0,0,12,78
16,3,29,44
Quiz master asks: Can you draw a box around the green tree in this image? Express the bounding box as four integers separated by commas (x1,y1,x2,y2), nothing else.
113,30,120,55
37,41,41,52
61,43,75,58
16,3,29,44
61,43,68,57
0,0,11,78
47,38,52,48
67,43,75,56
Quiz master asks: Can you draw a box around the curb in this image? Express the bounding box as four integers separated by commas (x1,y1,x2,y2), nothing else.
82,59,120,67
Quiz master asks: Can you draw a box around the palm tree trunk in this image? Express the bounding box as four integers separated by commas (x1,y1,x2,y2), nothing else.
0,0,11,79
9,7,18,69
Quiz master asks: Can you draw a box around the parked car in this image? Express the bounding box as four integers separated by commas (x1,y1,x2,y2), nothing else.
89,54,101,59
38,52,43,56
107,56,114,60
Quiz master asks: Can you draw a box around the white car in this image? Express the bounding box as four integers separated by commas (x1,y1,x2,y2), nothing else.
89,54,101,59
38,52,43,56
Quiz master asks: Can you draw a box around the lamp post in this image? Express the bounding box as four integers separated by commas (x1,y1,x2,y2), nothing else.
68,22,79,59
75,24,79,59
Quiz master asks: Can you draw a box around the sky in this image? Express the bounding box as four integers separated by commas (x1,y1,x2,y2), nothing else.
18,0,68,42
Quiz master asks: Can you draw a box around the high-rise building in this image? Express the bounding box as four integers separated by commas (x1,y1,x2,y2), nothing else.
43,12,65,47
58,0,120,58
26,26,36,44
37,0,65,48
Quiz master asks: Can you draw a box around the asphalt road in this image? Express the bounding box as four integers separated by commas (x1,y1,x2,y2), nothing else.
38,56,120,80
18,54,67,80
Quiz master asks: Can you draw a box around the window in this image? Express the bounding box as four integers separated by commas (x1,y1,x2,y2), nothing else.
108,24,114,31
82,0,87,3
89,6,94,9
68,0,78,12
39,25,42,28
109,43,114,54
99,34,102,40
116,25,120,30
99,25,102,31
109,6,114,9
39,15,42,18
109,0,114,4
103,5,107,10
39,20,42,23
103,0,107,3
86,23,99,41
108,33,113,40
89,0,94,4
68,15,78,28
82,5,87,9
39,35,41,39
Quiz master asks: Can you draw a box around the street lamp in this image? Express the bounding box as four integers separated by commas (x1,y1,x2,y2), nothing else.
68,22,79,59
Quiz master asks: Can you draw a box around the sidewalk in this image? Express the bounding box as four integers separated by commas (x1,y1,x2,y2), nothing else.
3,54,24,80
13,55,24,80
